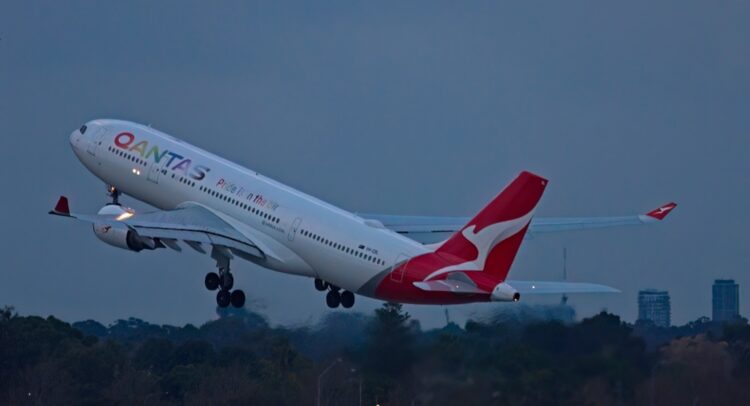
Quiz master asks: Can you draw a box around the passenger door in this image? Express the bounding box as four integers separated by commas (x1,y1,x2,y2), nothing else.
390,253,410,283
147,157,165,184
288,218,302,241
86,126,107,157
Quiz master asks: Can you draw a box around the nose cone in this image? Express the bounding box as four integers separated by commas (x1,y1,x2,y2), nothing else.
69,122,101,160
69,127,82,151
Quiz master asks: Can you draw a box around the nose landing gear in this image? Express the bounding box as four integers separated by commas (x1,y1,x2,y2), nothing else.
107,185,121,206
208,247,245,308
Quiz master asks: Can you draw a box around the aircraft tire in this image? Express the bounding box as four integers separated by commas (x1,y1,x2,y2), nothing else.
216,290,231,308
326,290,341,308
230,290,246,308
314,278,328,291
340,291,355,308
220,273,234,291
205,272,220,291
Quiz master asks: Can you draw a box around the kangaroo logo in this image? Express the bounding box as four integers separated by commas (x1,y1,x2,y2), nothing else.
424,206,537,281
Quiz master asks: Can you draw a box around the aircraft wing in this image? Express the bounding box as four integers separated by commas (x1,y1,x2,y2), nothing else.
49,196,264,259
362,202,677,243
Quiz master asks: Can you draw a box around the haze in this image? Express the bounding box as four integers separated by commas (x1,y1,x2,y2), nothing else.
1,1,748,328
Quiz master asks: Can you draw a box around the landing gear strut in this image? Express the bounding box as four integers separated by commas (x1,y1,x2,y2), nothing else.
208,247,245,308
317,279,355,309
107,185,121,206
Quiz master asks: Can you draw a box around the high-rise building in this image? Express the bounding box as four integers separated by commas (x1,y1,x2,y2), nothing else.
713,279,740,322
638,289,671,327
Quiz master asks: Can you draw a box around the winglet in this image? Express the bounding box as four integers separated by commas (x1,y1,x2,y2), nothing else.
645,202,677,220
50,196,71,216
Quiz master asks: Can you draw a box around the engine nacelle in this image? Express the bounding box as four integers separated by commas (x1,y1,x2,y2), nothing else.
491,282,521,302
97,204,133,218
93,205,155,252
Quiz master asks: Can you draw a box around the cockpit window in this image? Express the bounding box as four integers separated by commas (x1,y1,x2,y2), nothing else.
79,125,87,134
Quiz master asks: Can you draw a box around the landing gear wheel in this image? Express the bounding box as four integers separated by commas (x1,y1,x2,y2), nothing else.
340,291,355,308
329,285,340,292
220,273,234,291
230,290,246,308
205,272,220,291
314,278,328,292
216,290,231,308
326,290,341,308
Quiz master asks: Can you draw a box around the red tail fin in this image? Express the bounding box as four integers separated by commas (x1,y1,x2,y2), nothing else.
435,171,547,281
645,202,677,220
50,196,71,216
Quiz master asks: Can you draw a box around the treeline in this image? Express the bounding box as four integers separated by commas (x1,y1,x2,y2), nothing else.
2,304,750,405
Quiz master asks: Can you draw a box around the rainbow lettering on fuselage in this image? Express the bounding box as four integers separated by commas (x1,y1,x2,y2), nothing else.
114,132,210,181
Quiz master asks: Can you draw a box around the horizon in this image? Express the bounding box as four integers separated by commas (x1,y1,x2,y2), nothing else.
2,296,733,332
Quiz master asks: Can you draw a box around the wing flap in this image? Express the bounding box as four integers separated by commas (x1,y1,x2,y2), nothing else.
160,238,182,252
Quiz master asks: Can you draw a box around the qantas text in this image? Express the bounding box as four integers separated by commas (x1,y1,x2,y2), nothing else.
114,132,210,181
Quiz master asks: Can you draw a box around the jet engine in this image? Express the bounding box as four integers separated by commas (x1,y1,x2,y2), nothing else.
491,282,521,302
93,205,156,252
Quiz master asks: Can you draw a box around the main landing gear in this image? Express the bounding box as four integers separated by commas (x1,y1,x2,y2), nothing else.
315,278,355,309
205,247,245,308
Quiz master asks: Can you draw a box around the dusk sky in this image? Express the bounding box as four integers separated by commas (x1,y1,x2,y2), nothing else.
1,1,748,328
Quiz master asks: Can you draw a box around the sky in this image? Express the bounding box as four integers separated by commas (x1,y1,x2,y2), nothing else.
1,1,749,329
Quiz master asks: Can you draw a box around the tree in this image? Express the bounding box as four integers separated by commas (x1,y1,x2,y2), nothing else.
360,303,418,404
639,335,739,404
133,338,175,374
365,303,416,375
1,306,14,322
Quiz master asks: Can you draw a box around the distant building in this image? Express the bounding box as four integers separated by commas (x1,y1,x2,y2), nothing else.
638,289,671,327
713,279,740,322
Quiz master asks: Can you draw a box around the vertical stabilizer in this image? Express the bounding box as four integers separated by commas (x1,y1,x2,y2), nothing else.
432,171,547,281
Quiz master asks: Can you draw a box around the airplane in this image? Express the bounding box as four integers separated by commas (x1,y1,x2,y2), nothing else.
51,119,677,309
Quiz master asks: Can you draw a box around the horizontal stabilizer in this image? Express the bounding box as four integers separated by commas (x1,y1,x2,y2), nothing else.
413,279,619,296
506,280,620,295
413,279,486,295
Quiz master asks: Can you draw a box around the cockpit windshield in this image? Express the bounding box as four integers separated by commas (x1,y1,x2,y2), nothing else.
79,125,87,134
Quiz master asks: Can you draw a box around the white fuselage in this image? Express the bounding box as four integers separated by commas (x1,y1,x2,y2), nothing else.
69,119,428,296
